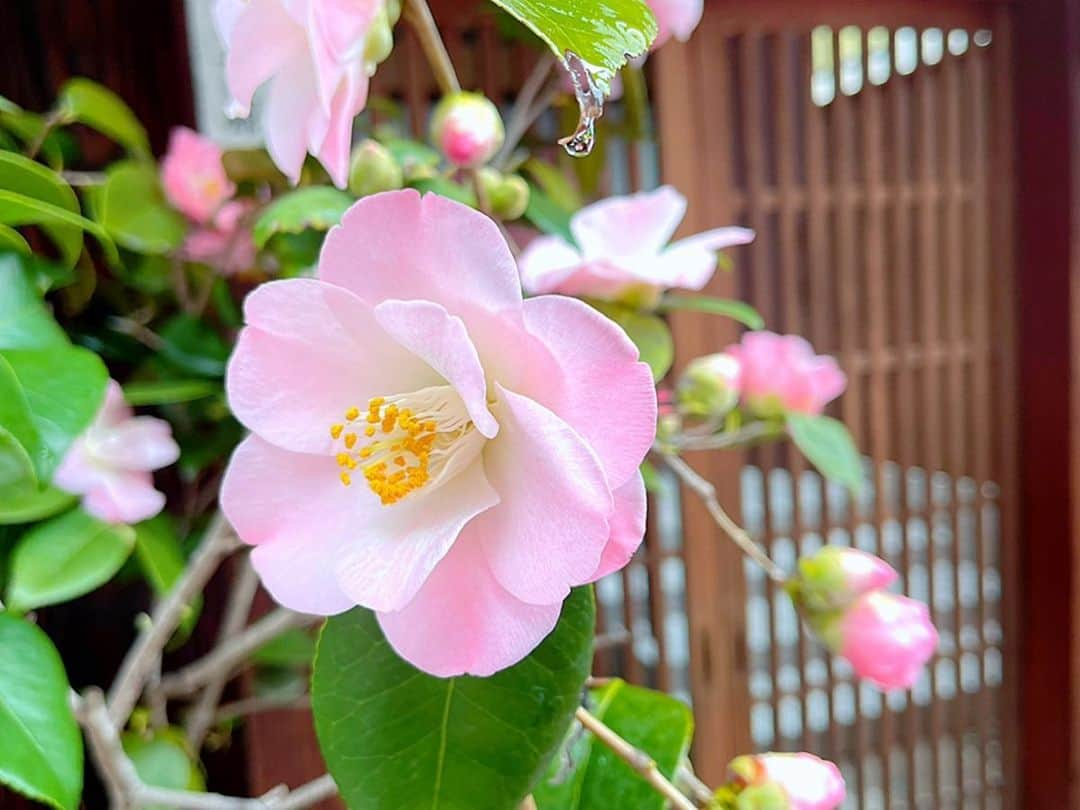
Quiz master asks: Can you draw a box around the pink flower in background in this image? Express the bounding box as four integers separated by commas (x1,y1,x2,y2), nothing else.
54,381,180,525
727,331,847,417
160,127,235,224
221,190,656,677
518,186,754,302
793,546,898,611
648,0,704,49
215,0,385,187
838,591,939,690
730,752,846,810
182,200,258,275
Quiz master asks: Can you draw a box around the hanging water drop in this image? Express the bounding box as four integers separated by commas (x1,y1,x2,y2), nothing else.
558,51,608,158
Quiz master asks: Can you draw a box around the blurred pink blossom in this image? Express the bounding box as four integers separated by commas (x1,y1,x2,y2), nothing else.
518,186,754,302
731,752,847,810
839,591,939,690
648,0,704,48
727,331,847,416
215,0,384,187
160,127,235,225
221,190,656,676
54,381,179,525
182,200,258,275
795,546,898,611
429,92,505,168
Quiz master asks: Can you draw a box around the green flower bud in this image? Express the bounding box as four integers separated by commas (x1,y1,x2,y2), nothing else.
734,784,790,810
363,4,397,67
477,168,530,220
348,139,404,197
677,353,741,418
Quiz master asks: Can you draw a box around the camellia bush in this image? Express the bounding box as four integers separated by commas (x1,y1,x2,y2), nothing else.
0,1,939,809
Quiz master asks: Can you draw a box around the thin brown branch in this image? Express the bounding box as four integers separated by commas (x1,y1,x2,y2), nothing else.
108,512,239,726
403,0,460,95
214,693,311,725
575,707,697,810
494,52,557,169
676,762,716,806
186,556,261,748
658,451,787,583
671,421,781,452
158,609,318,698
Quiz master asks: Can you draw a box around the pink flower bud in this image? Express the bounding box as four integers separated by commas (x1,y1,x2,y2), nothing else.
160,127,235,225
838,591,939,690
729,752,846,810
429,92,505,168
791,546,898,613
726,331,846,417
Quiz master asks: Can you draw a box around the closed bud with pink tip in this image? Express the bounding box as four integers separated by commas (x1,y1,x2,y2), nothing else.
429,92,505,168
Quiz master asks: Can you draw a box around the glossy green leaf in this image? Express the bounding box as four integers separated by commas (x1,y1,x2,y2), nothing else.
0,253,68,349
594,303,673,381
0,190,119,266
0,612,83,810
0,152,81,267
252,186,355,248
0,427,37,501
658,295,765,329
0,225,30,255
97,161,186,255
487,0,657,95
524,184,575,244
122,727,204,803
122,378,218,407
535,679,693,810
787,412,864,494
6,508,136,612
57,78,150,156
0,354,42,489
312,587,595,810
0,487,76,526
1,346,109,483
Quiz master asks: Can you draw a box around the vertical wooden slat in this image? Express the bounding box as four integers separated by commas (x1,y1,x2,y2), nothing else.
860,27,894,810
655,19,752,782
914,34,947,808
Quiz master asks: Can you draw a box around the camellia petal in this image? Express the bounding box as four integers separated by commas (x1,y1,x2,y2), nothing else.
320,190,524,318
572,186,687,260
592,473,648,580
89,418,181,471
477,385,612,605
522,295,656,488
376,531,562,677
223,0,304,117
82,472,166,526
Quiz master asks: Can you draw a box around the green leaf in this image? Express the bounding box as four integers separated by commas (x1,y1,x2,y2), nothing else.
1,346,109,483
122,727,204,803
0,354,43,489
0,152,81,267
0,253,68,349
0,487,76,526
523,158,582,212
381,137,441,176
658,295,765,329
487,0,657,95
786,412,864,494
133,516,201,640
524,184,575,244
155,315,230,378
0,190,119,266
594,303,673,381
0,612,83,810
0,225,31,255
535,680,693,810
252,186,355,248
312,587,596,810
97,161,186,255
6,508,136,612
56,78,150,156
0,427,37,501
123,378,218,407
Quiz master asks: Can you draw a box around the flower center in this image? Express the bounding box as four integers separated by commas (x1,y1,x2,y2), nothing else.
329,385,473,506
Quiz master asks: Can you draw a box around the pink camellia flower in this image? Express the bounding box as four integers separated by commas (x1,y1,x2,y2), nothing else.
792,546,898,613
54,381,180,525
160,127,235,224
518,186,754,303
215,0,388,187
221,190,656,677
429,92,505,169
182,200,258,275
648,0,704,49
730,752,846,810
837,591,939,690
726,331,847,417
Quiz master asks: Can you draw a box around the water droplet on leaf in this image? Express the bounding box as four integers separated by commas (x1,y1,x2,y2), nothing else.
558,51,608,158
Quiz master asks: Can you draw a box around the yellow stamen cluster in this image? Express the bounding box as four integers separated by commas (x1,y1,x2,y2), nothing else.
329,397,439,505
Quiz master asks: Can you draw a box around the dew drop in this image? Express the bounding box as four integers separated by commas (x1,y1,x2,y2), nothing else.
558,51,608,158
